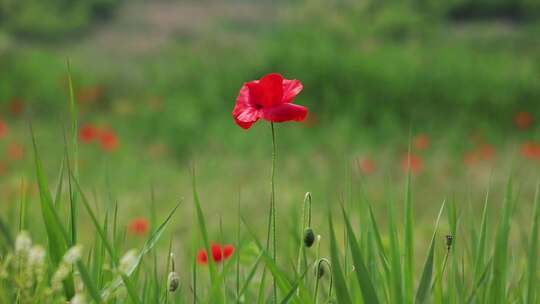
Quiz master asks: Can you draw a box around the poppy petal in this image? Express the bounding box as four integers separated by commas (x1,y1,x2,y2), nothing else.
211,243,222,262
282,79,303,103
248,73,284,107
223,245,234,259
233,84,261,129
262,103,308,123
197,249,208,264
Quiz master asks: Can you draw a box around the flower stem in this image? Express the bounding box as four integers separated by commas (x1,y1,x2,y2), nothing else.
265,122,277,302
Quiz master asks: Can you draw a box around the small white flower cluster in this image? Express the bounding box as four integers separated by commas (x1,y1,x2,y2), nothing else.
51,245,83,292
118,249,138,274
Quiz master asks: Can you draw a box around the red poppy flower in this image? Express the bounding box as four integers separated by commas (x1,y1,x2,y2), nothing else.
197,243,235,265
79,124,100,143
413,134,430,150
358,157,375,175
515,111,533,130
401,153,423,174
232,73,308,129
99,129,119,152
6,143,24,161
0,120,6,139
128,218,149,236
521,142,540,160
478,144,495,160
463,152,478,167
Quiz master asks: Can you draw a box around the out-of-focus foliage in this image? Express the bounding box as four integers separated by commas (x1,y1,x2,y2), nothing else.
0,0,120,38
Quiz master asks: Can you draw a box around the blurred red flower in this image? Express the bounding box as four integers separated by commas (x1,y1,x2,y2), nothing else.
358,157,375,175
9,98,25,117
232,73,308,129
0,120,6,139
478,144,495,160
79,124,100,143
99,129,119,152
76,85,105,105
463,152,478,167
128,218,149,236
401,153,423,174
521,142,540,160
413,134,430,150
197,243,235,265
6,143,24,160
515,111,533,130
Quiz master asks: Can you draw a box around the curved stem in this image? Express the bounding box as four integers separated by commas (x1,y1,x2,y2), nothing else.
314,258,333,304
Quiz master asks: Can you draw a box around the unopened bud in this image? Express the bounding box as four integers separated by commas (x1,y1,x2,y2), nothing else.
304,228,315,248
445,234,453,250
168,271,180,292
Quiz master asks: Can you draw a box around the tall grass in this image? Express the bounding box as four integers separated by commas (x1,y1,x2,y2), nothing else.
0,66,538,304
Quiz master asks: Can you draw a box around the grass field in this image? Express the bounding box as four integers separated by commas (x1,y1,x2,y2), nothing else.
1,0,540,303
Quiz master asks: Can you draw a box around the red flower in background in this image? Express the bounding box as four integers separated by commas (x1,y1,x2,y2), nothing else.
478,144,495,160
128,218,149,236
232,73,308,129
79,124,100,143
358,157,375,175
401,153,423,174
463,152,478,167
515,111,533,130
197,243,235,265
100,129,119,152
521,142,540,160
0,120,6,139
413,134,430,150
9,98,25,117
6,143,24,161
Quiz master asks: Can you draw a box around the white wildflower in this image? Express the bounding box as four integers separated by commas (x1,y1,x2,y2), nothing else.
70,293,87,304
15,231,32,255
119,249,138,274
51,263,70,292
28,245,46,267
64,245,83,264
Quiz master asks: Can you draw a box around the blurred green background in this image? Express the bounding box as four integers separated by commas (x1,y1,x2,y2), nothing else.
1,0,540,243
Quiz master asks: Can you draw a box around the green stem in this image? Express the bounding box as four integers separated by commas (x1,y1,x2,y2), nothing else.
265,123,277,303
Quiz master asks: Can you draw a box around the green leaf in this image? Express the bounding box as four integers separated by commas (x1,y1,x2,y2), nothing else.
342,206,380,304
526,181,540,304
328,211,352,303
415,201,445,304
76,261,102,303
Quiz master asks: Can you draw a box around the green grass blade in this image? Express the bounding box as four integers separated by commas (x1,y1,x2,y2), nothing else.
76,261,102,303
71,173,118,264
489,176,513,304
18,179,27,232
467,259,492,304
415,201,445,304
525,181,540,304
120,273,143,304
473,187,490,283
342,206,380,304
403,159,414,303
191,169,220,294
280,262,312,304
66,58,79,245
31,126,74,297
102,200,182,294
328,211,352,303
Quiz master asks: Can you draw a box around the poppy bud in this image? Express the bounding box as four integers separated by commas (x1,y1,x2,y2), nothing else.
304,228,315,248
168,271,180,292
445,234,453,250
316,263,325,279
